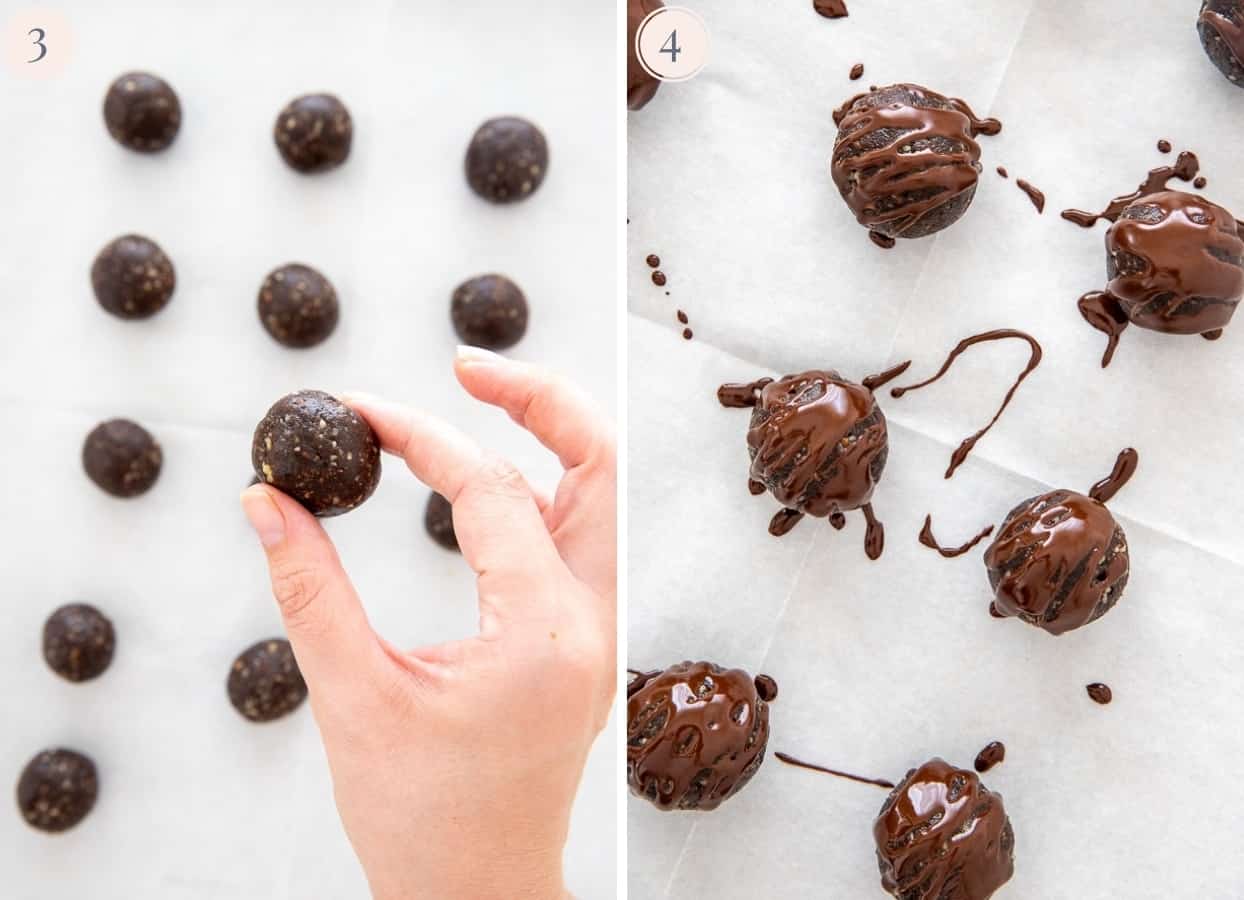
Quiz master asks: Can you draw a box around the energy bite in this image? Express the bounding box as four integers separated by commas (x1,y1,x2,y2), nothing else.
464,117,549,203
227,638,307,723
274,93,353,173
1198,0,1244,87
17,748,99,833
43,604,115,682
102,71,181,153
91,234,175,319
875,758,1015,899
258,263,339,349
831,84,1000,244
451,274,529,350
82,419,162,498
252,390,381,517
424,492,459,551
627,0,664,110
627,660,776,811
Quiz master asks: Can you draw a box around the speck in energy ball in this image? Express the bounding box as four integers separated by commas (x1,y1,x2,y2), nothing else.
252,390,381,517
451,274,529,350
1198,0,1244,87
627,0,664,110
91,234,176,319
17,749,98,833
102,71,181,153
258,263,340,348
227,639,307,723
874,758,1015,899
627,660,776,811
274,93,353,173
464,117,549,203
43,604,115,682
82,419,162,498
831,84,1001,244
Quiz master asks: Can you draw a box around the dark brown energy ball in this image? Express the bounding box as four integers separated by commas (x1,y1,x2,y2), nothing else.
464,117,549,203
82,419,162,498
274,93,353,173
424,492,459,551
874,758,1015,899
258,263,340,348
627,660,775,811
252,390,381,517
16,749,99,833
831,84,1001,241
1199,1,1244,87
227,638,307,723
42,604,115,682
451,274,529,350
102,71,181,152
91,234,175,319
627,0,664,110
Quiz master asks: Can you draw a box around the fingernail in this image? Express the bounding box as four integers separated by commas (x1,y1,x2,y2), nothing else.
241,488,286,548
455,344,505,364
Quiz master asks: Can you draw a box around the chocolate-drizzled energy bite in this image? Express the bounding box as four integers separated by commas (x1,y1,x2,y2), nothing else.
464,117,548,203
274,93,353,173
1198,0,1244,87
102,72,180,153
227,639,307,723
17,749,99,833
627,661,776,811
831,84,1001,245
91,234,175,320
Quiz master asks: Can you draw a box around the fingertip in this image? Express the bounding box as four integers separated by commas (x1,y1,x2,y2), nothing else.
241,485,285,548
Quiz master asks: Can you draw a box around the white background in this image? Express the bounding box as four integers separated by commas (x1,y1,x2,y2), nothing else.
628,1,1244,897
0,1,617,898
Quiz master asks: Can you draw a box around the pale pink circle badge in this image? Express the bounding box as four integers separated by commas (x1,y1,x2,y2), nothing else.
3,8,74,80
635,6,710,83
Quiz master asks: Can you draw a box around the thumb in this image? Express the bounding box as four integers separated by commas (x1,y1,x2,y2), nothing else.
240,485,384,692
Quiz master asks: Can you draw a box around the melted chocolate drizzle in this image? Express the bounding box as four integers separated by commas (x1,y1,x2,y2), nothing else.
1088,448,1139,504
1061,151,1199,228
974,741,1006,773
813,0,848,17
627,668,660,698
996,166,1008,178
861,359,912,391
1016,179,1045,213
862,503,884,560
869,231,896,250
918,514,994,558
1200,7,1244,63
775,751,894,789
890,330,1043,478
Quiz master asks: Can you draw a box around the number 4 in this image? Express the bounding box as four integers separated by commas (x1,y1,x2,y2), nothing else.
660,29,681,64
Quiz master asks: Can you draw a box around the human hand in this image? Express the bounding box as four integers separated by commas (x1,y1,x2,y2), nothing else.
240,346,616,900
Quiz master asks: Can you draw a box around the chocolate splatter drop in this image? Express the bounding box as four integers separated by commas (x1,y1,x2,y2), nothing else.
869,231,896,249
918,514,994,558
652,271,667,286
1157,139,1172,154
1086,683,1113,705
1195,176,1208,189
1088,448,1139,504
849,63,864,80
974,741,1006,773
646,254,660,268
676,310,688,324
682,327,693,340
996,166,1008,178
1017,179,1045,213
813,0,848,18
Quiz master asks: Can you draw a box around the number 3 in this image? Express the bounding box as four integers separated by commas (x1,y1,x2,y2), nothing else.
27,27,47,64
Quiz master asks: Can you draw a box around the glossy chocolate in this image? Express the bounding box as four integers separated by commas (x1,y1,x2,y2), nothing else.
1086,682,1114,704
814,0,849,17
919,514,994,558
831,84,1000,242
875,758,1015,900
628,0,664,110
1016,179,1045,213
850,63,865,80
974,742,1006,773
774,751,894,789
627,661,773,811
1198,1,1244,87
1061,151,1199,228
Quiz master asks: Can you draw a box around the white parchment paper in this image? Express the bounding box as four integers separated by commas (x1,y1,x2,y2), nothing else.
628,1,1244,897
0,2,616,898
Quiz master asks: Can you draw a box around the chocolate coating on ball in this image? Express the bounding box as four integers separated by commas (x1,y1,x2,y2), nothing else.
227,638,307,723
464,117,549,203
274,93,353,173
252,390,381,517
1199,1,1244,87
103,72,180,153
627,660,773,811
424,492,458,551
874,758,1014,899
831,84,1001,240
983,490,1129,636
627,0,664,110
451,274,529,350
258,263,339,348
43,604,115,682
17,749,98,833
91,234,175,320
82,419,162,498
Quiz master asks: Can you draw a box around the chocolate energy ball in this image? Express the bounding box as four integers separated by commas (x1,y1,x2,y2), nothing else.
227,638,307,723
102,71,181,153
451,274,529,350
1199,0,1244,87
627,0,664,110
627,660,776,811
91,234,176,320
17,749,99,833
43,604,115,682
874,758,1015,899
274,93,353,173
258,263,340,349
252,390,381,517
424,492,459,551
82,419,162,498
831,84,1001,242
464,117,549,203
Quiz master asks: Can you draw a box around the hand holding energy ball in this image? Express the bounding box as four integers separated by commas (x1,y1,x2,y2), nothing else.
240,347,616,900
